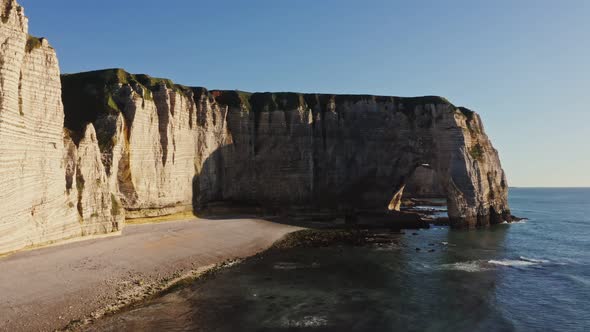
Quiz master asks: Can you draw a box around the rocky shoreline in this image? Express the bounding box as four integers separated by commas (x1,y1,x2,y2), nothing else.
85,224,458,331
68,222,441,331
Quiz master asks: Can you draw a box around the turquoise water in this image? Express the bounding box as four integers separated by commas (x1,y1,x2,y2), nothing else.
92,188,590,331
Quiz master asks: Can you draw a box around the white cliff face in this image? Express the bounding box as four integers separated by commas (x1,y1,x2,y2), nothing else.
448,110,510,226
215,95,511,228
61,74,511,229
0,0,121,254
60,72,234,219
107,84,231,218
74,124,124,234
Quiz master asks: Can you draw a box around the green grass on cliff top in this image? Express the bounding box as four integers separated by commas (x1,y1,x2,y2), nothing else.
25,35,43,53
61,68,199,132
61,68,475,133
62,68,458,109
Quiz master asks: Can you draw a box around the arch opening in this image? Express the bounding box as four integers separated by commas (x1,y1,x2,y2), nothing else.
388,165,449,225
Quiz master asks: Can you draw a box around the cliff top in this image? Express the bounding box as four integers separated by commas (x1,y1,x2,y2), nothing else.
62,68,471,131
61,69,198,131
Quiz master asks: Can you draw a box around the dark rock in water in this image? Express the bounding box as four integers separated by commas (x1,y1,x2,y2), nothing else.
401,198,416,207
428,249,435,252
271,229,401,249
433,217,450,226
412,232,419,236
511,215,528,221
408,198,447,207
345,211,358,224
390,211,430,228
415,248,421,251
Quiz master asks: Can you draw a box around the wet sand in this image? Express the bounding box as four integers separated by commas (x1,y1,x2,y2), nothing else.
0,217,301,332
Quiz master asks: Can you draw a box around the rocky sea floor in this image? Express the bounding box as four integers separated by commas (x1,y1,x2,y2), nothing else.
89,188,590,332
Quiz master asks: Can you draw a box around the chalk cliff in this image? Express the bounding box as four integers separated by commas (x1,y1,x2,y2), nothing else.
61,70,512,229
0,0,121,254
61,70,231,218
0,0,511,254
206,92,511,228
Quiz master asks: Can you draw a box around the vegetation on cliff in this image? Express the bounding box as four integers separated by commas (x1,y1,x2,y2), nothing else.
61,69,194,132
470,143,485,160
25,35,43,53
63,68,461,135
1,0,13,23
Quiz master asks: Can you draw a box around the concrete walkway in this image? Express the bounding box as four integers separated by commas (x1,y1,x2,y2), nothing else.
0,217,300,331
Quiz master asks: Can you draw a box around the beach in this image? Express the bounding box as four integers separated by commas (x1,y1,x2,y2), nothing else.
0,216,301,332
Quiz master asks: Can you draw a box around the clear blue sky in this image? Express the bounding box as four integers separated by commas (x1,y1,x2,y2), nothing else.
21,0,589,187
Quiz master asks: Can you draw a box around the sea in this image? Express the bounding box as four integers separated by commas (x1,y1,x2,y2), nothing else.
91,188,590,332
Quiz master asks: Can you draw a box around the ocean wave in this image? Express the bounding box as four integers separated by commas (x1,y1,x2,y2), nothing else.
500,220,527,224
412,206,448,211
561,274,590,287
440,256,554,272
487,259,537,267
488,256,553,267
439,261,491,272
519,256,550,263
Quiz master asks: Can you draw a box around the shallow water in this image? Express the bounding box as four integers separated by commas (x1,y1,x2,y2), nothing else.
92,188,590,332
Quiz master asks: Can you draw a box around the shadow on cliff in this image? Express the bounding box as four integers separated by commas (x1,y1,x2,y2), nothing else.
191,144,431,231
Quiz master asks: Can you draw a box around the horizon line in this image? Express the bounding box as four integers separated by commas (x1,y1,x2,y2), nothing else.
510,186,590,189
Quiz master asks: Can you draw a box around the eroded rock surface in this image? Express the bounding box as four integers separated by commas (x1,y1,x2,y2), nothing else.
0,0,120,253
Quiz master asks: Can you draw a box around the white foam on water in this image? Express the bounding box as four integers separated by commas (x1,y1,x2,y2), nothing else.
519,256,550,263
412,205,448,211
439,256,553,272
487,256,553,267
280,315,328,328
487,259,536,267
501,220,527,224
439,261,491,272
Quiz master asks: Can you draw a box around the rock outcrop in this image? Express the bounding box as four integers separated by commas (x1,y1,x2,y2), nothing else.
0,0,511,254
0,0,121,254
